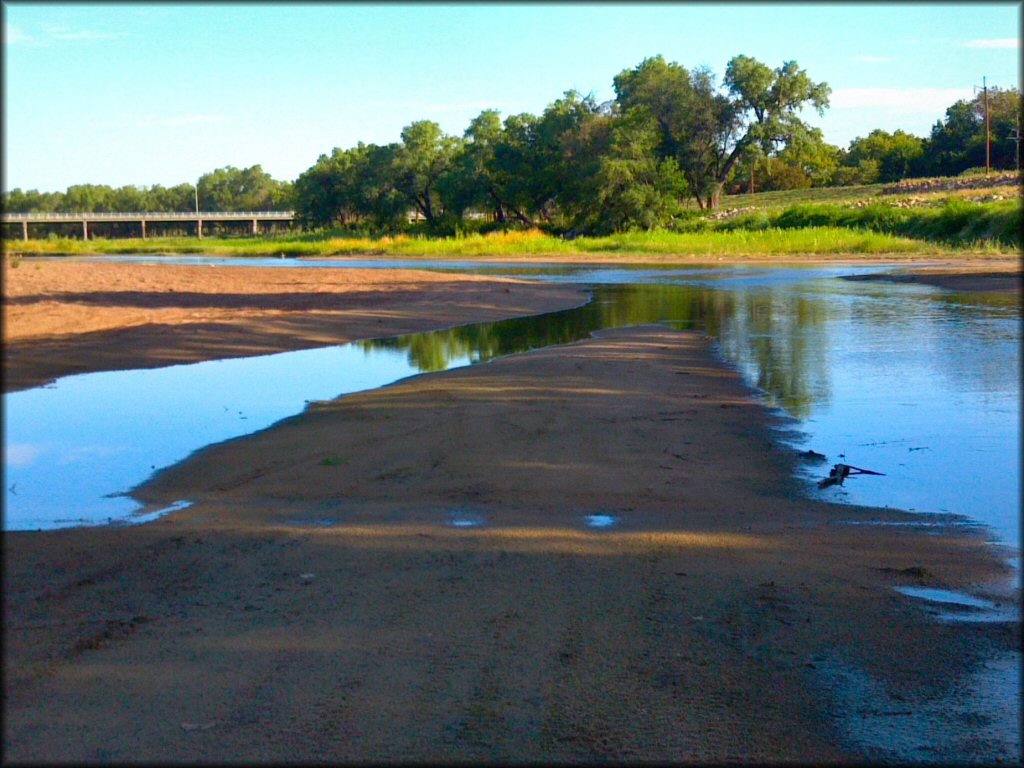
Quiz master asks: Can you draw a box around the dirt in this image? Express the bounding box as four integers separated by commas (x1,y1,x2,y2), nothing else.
841,259,1021,292
882,171,1021,195
2,260,587,392
2,258,1019,762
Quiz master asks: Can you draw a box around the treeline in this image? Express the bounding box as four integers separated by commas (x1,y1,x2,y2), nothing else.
294,56,1020,235
293,55,833,235
2,165,293,215
3,54,1020,238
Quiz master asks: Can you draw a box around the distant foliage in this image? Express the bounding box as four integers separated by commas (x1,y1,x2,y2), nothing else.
3,166,294,215
3,58,1019,241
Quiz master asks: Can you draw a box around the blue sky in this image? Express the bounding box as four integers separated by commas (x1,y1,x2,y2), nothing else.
3,2,1020,193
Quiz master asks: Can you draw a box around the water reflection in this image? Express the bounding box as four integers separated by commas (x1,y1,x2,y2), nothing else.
362,284,832,418
3,265,1019,548
360,278,1019,545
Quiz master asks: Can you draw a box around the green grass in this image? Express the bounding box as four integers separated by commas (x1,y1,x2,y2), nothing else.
721,183,887,211
768,198,1020,248
5,174,1017,258
7,226,945,259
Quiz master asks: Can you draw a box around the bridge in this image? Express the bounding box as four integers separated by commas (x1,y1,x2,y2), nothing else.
1,210,295,240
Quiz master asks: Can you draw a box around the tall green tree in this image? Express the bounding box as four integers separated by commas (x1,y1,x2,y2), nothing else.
614,54,830,208
61,184,114,212
924,87,1022,175
438,109,507,222
197,165,287,211
391,121,461,226
588,107,685,232
843,129,925,183
489,112,545,226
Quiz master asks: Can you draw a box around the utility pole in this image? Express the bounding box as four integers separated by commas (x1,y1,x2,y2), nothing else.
985,76,991,176
1010,113,1022,173
194,181,202,240
974,77,991,175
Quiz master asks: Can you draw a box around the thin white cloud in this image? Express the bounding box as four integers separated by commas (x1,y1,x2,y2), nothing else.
46,28,121,42
5,24,122,46
963,38,1020,49
853,55,890,63
830,87,973,111
4,24,33,45
5,443,44,469
372,99,523,115
139,115,228,128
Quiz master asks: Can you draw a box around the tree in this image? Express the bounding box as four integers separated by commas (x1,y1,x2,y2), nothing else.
391,120,461,226
61,184,113,212
614,54,830,208
532,91,607,225
2,188,64,213
293,147,359,227
923,87,1022,175
843,129,925,182
588,107,685,232
490,112,545,226
197,165,286,211
439,109,504,222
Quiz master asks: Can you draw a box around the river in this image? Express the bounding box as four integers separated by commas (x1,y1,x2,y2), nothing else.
4,259,1020,559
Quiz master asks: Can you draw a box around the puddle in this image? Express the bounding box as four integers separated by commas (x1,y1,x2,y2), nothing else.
894,586,997,610
120,499,193,526
894,586,1020,624
288,518,342,528
584,514,617,528
449,512,485,528
812,649,1021,763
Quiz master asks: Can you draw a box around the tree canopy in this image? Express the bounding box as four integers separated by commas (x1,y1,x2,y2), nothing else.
5,55,1018,237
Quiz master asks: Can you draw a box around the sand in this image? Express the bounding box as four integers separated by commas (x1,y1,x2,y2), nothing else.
2,260,587,392
3,257,1019,762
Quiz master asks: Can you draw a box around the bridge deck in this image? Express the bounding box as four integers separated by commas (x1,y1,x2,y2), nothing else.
2,211,294,223
2,211,295,241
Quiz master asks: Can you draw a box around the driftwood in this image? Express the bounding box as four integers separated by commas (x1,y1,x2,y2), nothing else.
818,462,885,489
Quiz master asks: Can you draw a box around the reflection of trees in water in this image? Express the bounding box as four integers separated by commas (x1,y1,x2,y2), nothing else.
715,289,833,419
361,283,834,419
359,277,1018,425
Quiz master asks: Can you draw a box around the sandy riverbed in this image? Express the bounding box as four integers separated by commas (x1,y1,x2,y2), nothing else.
3,257,1019,762
1,260,587,392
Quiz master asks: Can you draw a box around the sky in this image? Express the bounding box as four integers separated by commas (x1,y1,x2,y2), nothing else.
2,2,1020,193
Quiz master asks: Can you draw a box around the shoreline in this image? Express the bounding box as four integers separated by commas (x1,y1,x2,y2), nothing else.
2,261,588,393
3,258,1019,761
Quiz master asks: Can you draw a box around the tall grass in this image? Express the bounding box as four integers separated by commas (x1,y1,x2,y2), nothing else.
9,226,940,259
770,199,1021,248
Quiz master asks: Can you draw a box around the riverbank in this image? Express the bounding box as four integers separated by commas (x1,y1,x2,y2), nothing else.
840,260,1021,292
4,256,1017,393
2,261,587,392
0,224,983,259
3,256,1019,761
4,323,1017,762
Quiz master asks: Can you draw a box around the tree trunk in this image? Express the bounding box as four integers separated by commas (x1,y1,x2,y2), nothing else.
705,181,724,210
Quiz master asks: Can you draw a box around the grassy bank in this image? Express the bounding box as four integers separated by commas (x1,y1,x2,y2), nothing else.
5,173,1017,259
713,198,1021,249
3,226,965,260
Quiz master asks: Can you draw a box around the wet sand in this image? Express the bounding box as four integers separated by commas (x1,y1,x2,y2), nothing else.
2,260,586,393
3,259,1019,762
839,259,1021,292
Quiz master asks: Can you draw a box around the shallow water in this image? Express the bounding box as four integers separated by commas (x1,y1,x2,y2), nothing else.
813,649,1020,763
4,261,1019,553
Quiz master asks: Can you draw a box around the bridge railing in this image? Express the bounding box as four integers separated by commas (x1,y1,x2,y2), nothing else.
1,211,295,221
